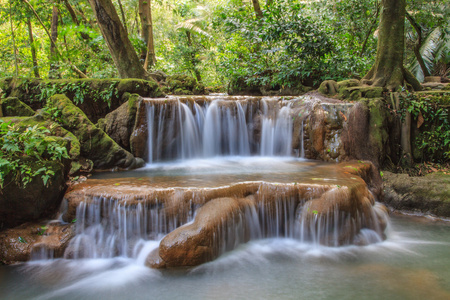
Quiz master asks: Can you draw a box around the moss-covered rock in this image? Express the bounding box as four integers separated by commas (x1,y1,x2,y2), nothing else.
0,159,67,229
337,79,360,90
1,97,35,116
383,171,450,217
97,94,140,151
340,86,384,100
47,94,144,169
415,90,450,105
2,78,164,122
318,80,338,96
166,74,205,95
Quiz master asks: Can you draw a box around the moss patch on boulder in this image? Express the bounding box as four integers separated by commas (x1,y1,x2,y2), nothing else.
165,74,205,95
1,97,35,116
2,78,163,122
383,171,450,217
97,94,140,151
47,94,144,169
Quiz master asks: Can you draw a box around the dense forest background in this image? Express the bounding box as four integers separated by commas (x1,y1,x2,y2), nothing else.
0,0,449,89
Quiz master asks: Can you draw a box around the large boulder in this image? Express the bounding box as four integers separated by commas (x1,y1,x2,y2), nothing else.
97,94,140,152
0,160,67,229
0,97,35,116
47,94,144,169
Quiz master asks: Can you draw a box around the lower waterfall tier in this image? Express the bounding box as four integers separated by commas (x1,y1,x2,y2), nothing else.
0,160,387,267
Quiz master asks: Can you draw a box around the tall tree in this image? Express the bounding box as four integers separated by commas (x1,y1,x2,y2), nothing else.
49,4,60,78
362,0,421,90
252,0,263,19
139,0,156,69
27,17,40,78
88,0,148,79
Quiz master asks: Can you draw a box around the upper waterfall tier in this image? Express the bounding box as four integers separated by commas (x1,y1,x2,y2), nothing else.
141,96,299,163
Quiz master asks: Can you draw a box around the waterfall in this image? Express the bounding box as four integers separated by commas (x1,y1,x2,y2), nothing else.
145,97,293,162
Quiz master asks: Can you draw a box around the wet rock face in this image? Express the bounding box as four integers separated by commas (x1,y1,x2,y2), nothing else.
58,161,386,269
0,222,74,264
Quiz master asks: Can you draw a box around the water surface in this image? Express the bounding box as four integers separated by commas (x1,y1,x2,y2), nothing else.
1,215,449,300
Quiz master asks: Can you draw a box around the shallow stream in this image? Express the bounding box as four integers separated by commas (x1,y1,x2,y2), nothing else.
1,215,449,300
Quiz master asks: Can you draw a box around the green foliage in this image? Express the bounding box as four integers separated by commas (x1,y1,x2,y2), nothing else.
0,120,69,189
399,91,450,162
33,80,119,106
213,0,375,88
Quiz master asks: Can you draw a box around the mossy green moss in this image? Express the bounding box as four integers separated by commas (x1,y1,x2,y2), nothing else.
340,86,384,100
1,78,164,122
416,91,450,105
47,94,140,169
1,97,35,116
166,74,205,95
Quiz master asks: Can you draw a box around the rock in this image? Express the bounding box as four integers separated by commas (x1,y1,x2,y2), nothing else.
3,78,164,123
0,160,67,229
424,76,441,83
156,197,248,268
165,75,205,95
0,222,74,264
1,97,35,116
47,94,144,170
97,94,140,152
318,80,339,96
340,86,384,100
382,171,450,217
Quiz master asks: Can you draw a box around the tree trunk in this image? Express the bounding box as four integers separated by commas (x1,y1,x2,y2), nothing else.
362,0,421,91
49,5,60,78
9,3,19,77
117,0,128,34
359,1,380,57
139,0,156,69
405,12,430,79
186,31,201,82
252,0,263,19
27,18,40,78
88,0,148,79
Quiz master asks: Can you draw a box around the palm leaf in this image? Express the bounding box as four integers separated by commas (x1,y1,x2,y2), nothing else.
409,27,449,81
176,18,213,40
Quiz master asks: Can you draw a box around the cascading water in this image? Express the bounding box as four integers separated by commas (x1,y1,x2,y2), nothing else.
29,95,388,268
145,97,295,162
5,96,448,300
